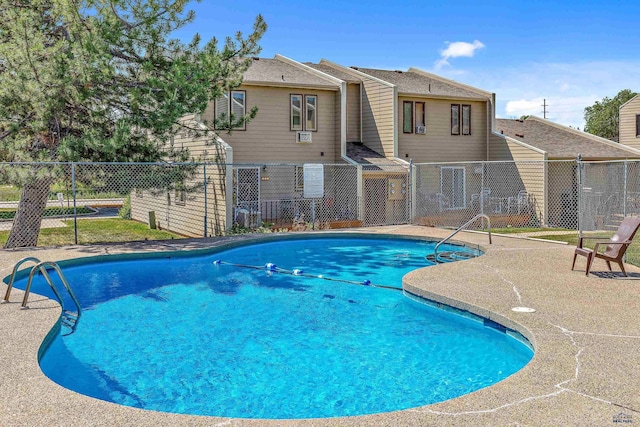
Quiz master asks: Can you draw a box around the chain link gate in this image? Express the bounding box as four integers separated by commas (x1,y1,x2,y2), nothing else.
231,164,363,230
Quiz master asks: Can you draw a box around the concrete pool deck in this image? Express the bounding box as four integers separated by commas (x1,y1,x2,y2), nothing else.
1,225,639,426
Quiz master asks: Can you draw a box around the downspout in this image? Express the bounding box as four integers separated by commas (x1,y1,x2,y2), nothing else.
359,83,363,143
393,85,399,158
487,93,495,161
340,81,347,159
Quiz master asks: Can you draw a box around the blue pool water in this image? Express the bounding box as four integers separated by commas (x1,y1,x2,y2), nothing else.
24,236,532,419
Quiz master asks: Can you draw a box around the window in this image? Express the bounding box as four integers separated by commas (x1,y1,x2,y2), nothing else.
403,101,413,133
305,95,317,131
214,91,246,130
294,166,304,191
415,102,425,132
451,104,460,135
462,104,471,135
230,91,246,130
175,188,186,205
291,94,318,131
440,166,466,209
291,94,303,130
135,188,143,198
636,114,640,137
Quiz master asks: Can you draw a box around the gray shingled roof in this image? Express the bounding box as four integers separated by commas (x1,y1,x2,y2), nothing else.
346,142,407,172
495,117,640,159
304,63,361,83
354,68,489,100
243,58,339,88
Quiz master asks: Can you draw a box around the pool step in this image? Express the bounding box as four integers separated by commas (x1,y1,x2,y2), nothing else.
426,251,477,263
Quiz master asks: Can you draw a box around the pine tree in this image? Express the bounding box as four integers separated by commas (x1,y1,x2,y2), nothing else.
0,0,266,247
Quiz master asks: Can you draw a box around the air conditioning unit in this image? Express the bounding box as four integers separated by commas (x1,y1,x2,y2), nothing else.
235,208,261,228
296,131,312,143
415,125,426,134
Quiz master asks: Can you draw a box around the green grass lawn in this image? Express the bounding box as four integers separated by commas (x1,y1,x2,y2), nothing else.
0,218,181,247
490,227,573,234
523,232,640,268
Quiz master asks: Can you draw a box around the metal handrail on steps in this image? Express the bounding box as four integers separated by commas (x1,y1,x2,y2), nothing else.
2,257,42,303
432,214,492,263
3,258,82,334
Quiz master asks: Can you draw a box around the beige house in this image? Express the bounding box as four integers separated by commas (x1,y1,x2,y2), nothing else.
491,116,640,228
620,94,640,150
132,56,640,236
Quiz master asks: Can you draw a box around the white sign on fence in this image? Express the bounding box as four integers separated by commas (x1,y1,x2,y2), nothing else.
303,164,324,199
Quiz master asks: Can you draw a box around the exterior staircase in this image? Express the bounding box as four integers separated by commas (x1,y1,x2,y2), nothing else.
605,213,625,231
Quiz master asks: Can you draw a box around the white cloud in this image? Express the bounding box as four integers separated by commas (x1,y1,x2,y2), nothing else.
505,98,544,117
435,60,640,129
435,40,485,69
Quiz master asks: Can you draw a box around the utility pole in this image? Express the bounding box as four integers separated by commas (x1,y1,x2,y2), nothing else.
541,99,548,119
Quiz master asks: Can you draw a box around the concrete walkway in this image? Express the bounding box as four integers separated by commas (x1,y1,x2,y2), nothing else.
1,226,639,426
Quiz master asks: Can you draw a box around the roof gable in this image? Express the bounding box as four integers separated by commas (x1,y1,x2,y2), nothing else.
353,67,490,100
495,116,640,159
242,57,340,89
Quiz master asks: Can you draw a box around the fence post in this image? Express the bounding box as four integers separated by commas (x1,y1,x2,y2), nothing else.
356,164,363,222
576,155,582,236
480,161,485,216
623,160,628,219
203,163,208,237
408,159,414,224
71,162,78,245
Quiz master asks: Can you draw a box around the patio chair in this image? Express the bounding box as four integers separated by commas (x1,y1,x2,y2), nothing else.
571,216,640,276
507,190,530,214
471,188,491,209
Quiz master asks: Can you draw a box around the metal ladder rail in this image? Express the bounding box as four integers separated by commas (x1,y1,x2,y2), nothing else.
432,214,492,263
22,262,82,333
2,257,42,303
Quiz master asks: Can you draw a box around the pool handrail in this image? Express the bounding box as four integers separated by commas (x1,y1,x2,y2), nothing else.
2,256,42,303
433,214,491,263
21,261,82,334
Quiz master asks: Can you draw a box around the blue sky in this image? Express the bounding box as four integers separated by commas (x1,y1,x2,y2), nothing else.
176,0,640,129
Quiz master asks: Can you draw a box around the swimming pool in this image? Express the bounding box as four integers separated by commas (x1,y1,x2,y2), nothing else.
18,235,533,419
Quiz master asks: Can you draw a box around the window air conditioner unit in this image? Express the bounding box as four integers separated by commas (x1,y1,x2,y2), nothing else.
296,131,312,143
415,125,426,134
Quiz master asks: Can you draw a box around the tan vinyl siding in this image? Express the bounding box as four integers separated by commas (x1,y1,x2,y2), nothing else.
361,79,395,157
487,132,547,224
398,98,487,162
203,85,339,163
488,132,545,161
620,95,640,149
131,116,230,237
346,83,361,142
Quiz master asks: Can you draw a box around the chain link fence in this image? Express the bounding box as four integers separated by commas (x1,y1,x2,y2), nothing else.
413,160,578,230
579,160,640,231
0,160,638,249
